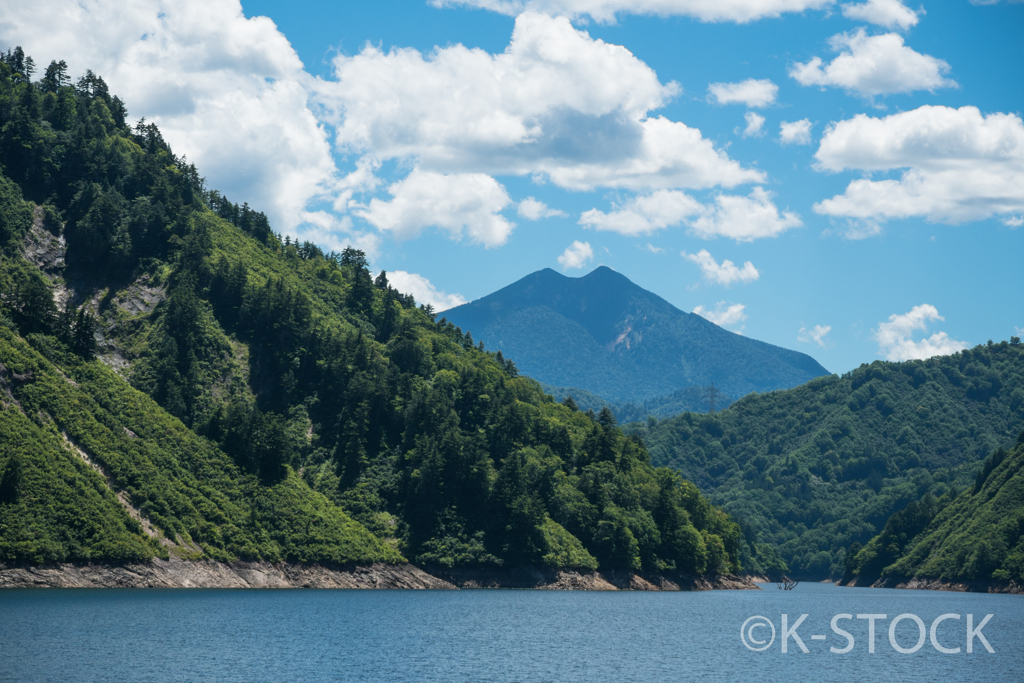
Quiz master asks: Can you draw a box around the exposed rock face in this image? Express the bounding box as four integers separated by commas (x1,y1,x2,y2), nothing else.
0,560,758,590
422,566,757,591
869,576,1024,595
836,576,1023,594
0,560,456,589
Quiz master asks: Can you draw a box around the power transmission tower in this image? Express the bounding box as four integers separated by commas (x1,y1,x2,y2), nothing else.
702,382,724,413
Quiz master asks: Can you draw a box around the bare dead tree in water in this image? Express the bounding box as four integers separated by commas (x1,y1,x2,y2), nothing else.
776,575,799,590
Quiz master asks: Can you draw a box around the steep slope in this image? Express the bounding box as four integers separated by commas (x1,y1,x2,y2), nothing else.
845,437,1024,589
626,345,1024,578
442,266,828,403
0,51,746,578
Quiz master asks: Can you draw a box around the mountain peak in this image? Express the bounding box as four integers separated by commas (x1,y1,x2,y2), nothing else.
444,267,828,402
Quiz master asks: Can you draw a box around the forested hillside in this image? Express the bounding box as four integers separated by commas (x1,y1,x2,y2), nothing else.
0,48,744,577
844,436,1024,587
625,344,1024,578
542,383,735,424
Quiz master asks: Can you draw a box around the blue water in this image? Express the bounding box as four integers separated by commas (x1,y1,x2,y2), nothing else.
1,582,1021,682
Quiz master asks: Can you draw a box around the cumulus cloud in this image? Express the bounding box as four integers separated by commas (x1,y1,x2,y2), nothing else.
841,0,919,29
579,190,702,235
798,324,832,347
0,0,338,232
693,302,747,330
689,188,802,241
708,78,779,107
1004,216,1024,227
321,12,762,195
814,105,1024,225
780,119,813,145
743,112,766,138
558,241,595,269
580,187,800,241
873,304,968,361
385,271,467,311
356,169,515,247
682,249,759,284
430,0,835,23
294,211,382,259
518,197,567,219
790,29,956,98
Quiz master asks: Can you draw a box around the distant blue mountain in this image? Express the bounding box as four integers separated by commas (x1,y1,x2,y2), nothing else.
443,266,829,403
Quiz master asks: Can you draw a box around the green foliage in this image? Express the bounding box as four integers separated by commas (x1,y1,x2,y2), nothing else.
0,327,399,565
0,53,740,575
848,440,1024,585
543,383,735,423
627,351,1024,578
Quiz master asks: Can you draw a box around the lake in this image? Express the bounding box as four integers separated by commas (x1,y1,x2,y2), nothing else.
1,582,1021,682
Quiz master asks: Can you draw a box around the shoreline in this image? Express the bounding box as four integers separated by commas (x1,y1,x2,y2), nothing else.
0,559,758,591
836,576,1024,595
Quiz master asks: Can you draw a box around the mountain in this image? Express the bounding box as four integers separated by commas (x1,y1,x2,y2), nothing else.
540,383,734,424
442,267,829,404
625,342,1024,579
0,51,745,578
844,435,1024,590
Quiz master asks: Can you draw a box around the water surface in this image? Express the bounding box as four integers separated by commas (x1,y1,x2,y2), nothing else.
1,582,1021,682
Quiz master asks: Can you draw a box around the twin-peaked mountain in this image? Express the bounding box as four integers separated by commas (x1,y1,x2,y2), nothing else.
442,266,829,405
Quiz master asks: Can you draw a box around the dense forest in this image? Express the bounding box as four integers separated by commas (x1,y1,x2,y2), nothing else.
844,435,1024,586
625,344,1024,578
0,48,745,577
542,383,734,424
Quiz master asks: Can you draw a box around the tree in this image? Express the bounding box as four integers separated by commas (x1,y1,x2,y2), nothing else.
72,308,98,359
0,453,23,504
41,60,69,93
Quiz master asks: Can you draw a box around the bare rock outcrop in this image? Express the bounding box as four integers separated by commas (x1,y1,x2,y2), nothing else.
0,560,758,590
0,560,456,589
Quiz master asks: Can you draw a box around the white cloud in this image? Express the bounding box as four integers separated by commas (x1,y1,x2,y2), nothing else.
708,78,779,107
356,169,515,247
321,12,763,195
689,188,802,241
841,0,919,29
743,112,766,138
518,197,567,219
1003,216,1024,227
693,302,747,330
558,240,594,269
780,119,813,145
384,271,467,311
580,187,800,241
814,105,1024,224
645,243,665,253
789,29,956,98
293,211,382,259
0,0,338,233
430,0,835,23
798,324,832,347
580,190,702,235
682,249,759,284
873,304,968,361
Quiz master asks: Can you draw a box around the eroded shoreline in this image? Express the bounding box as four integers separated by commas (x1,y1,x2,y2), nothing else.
837,576,1024,595
0,559,758,591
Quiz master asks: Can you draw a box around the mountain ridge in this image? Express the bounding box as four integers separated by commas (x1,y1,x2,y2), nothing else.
443,266,829,403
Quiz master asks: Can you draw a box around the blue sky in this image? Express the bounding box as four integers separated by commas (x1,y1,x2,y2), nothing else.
3,0,1022,373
